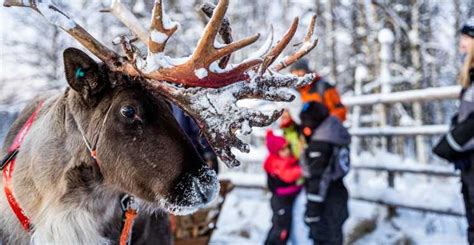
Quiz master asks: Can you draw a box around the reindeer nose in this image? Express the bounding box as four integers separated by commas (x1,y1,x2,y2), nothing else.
192,178,209,204
192,167,219,206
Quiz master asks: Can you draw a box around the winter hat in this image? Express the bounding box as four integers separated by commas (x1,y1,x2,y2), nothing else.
461,18,474,38
266,130,289,155
299,102,329,136
291,59,310,73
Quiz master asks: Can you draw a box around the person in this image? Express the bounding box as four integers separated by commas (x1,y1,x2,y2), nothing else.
171,105,219,173
291,59,347,122
433,20,474,244
280,109,304,158
299,102,351,245
264,131,303,245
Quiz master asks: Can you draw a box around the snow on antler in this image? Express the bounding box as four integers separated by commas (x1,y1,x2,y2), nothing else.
4,0,320,167
145,73,315,167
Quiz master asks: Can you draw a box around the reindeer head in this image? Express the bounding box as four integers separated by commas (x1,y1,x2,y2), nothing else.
4,0,319,214
62,47,218,214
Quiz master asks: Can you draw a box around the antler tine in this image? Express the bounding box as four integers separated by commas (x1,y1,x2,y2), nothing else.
272,15,318,71
103,0,148,44
148,0,179,54
259,17,299,75
192,0,229,60
4,0,122,68
191,0,260,68
209,34,260,63
201,2,233,68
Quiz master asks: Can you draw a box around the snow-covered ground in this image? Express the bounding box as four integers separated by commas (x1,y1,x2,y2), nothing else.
212,150,468,244
210,186,467,244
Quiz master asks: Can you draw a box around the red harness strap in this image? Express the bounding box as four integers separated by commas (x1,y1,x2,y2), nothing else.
3,102,43,232
2,102,139,243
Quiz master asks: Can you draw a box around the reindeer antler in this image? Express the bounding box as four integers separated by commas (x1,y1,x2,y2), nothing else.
4,0,319,167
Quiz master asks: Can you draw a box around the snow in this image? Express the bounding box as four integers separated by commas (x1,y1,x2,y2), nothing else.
342,85,461,106
240,120,252,135
208,61,238,74
194,68,208,79
210,188,271,244
219,172,265,188
132,0,145,13
213,40,227,49
349,125,449,136
138,52,189,72
150,30,168,44
159,2,178,30
355,65,369,83
213,150,467,244
210,188,466,244
378,28,395,44
178,73,314,167
36,0,77,31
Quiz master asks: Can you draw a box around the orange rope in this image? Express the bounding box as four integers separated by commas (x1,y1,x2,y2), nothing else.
169,214,177,233
120,209,138,245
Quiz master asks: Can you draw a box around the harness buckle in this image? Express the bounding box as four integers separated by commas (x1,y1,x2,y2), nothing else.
1,149,19,170
121,195,139,213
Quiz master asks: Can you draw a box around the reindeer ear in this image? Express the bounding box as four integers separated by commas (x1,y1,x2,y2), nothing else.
64,48,106,100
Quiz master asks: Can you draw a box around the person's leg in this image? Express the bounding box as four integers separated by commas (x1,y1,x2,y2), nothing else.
309,180,349,245
290,190,311,245
305,191,324,243
265,194,295,245
461,165,474,244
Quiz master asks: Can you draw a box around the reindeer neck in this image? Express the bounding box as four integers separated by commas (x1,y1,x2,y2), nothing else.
0,91,121,244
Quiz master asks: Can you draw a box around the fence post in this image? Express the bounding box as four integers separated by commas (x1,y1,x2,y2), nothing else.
387,170,397,217
377,29,394,151
352,66,368,160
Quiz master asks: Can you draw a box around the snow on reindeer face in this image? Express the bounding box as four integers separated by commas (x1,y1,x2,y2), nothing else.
63,48,219,214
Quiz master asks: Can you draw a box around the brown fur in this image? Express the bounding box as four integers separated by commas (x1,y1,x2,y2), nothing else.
0,48,218,244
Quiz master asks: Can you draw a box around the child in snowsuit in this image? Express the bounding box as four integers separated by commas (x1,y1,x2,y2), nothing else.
433,20,474,244
299,102,351,245
264,131,303,245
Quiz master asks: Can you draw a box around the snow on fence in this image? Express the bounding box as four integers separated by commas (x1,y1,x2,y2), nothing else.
222,162,464,217
344,84,461,164
352,164,463,217
350,124,449,136
342,85,461,106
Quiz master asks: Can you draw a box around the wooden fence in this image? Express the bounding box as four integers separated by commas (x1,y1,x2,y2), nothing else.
352,164,463,217
222,162,464,217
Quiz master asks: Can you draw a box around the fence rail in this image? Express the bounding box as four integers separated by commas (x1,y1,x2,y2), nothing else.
351,195,464,217
353,164,463,217
342,85,461,107
353,164,458,177
223,163,464,217
350,125,449,136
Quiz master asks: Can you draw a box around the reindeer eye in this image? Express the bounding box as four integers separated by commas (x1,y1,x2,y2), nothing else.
120,105,136,119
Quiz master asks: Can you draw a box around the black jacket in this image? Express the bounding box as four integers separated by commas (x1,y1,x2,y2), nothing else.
300,116,351,200
433,69,474,163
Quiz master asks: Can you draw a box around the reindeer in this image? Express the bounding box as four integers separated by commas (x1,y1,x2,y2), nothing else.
0,0,318,244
